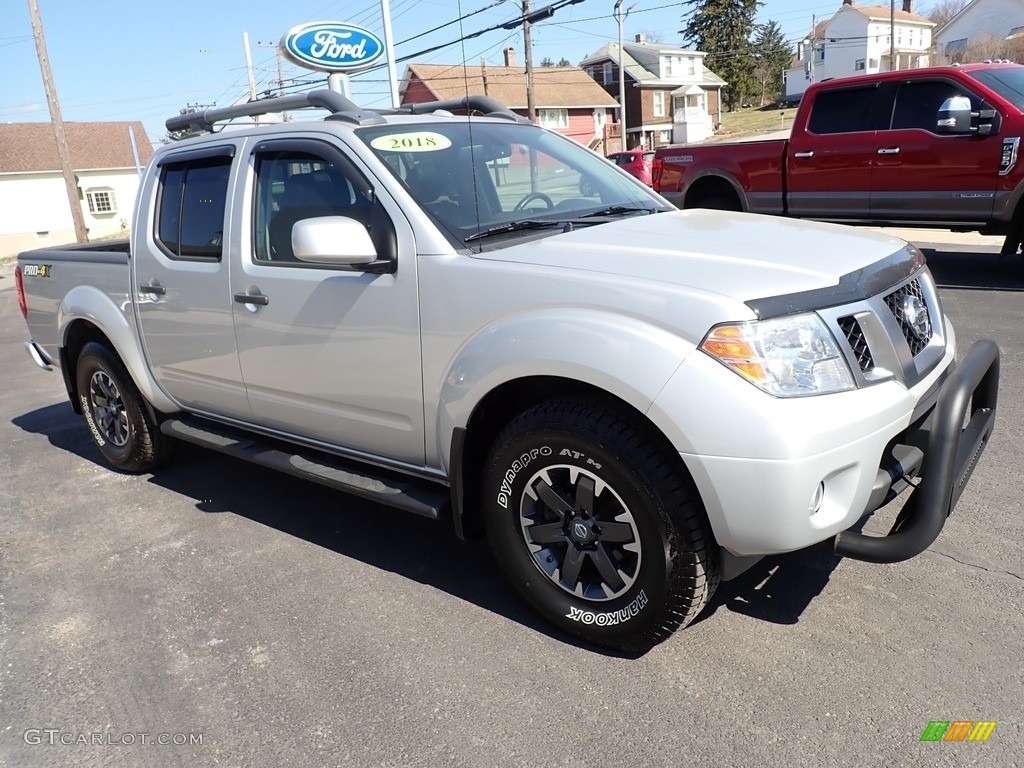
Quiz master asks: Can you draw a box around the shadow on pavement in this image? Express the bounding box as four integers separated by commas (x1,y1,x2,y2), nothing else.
12,401,856,656
921,245,1024,292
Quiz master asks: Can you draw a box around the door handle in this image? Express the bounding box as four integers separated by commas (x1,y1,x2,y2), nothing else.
793,151,814,158
234,292,269,306
139,283,166,296
877,147,901,155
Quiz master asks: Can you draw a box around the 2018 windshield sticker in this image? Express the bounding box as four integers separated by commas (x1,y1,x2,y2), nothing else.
370,132,452,152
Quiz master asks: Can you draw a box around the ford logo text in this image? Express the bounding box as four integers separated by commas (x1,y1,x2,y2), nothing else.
280,22,384,72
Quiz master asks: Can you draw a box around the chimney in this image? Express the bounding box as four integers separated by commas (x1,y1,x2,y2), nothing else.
503,47,516,67
902,0,911,11
635,33,647,44
842,0,852,4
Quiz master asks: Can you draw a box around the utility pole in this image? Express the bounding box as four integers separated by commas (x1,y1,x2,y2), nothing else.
523,0,537,124
259,41,289,120
380,0,401,107
27,0,87,243
614,0,626,151
890,0,896,71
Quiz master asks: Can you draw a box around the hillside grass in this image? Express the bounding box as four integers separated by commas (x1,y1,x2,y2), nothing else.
716,105,799,138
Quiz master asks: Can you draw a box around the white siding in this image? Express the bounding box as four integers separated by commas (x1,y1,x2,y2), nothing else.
935,0,1024,57
0,168,143,255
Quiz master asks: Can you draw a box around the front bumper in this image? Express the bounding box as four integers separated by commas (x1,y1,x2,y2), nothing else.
654,328,999,563
834,339,999,563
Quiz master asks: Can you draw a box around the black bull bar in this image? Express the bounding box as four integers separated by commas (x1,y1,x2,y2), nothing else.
834,339,1000,564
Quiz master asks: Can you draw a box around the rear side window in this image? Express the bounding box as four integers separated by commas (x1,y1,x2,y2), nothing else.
807,86,877,134
155,156,232,259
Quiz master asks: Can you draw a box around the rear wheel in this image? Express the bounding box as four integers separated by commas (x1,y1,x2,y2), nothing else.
694,193,741,211
75,342,171,473
482,399,719,652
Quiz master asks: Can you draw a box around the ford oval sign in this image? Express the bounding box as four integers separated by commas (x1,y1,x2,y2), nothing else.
280,22,384,72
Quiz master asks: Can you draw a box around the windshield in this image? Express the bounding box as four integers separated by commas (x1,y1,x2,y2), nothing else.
972,67,1024,110
356,120,672,248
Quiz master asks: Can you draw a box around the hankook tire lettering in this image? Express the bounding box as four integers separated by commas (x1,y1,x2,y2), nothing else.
565,590,648,625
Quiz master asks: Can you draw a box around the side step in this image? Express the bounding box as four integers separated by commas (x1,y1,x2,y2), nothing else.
160,417,448,521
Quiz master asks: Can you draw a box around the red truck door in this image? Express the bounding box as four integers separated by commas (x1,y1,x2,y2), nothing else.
869,78,999,224
786,83,884,219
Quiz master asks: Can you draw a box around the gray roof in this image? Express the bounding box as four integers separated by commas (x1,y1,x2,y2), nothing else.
579,41,725,88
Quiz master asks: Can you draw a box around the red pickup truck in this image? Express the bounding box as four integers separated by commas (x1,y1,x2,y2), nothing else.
652,63,1024,256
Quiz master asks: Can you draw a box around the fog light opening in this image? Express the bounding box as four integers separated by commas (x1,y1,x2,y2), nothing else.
808,482,825,516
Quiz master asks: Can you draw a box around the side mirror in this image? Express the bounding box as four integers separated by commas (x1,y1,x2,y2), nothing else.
291,216,378,267
937,96,972,134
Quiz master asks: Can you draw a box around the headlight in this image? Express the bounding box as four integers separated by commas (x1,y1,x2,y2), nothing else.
700,313,855,397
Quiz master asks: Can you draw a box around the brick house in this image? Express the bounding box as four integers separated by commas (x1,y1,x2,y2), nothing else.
0,121,152,255
580,35,725,148
400,49,620,152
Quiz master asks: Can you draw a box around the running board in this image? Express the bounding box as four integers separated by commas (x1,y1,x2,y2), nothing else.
160,417,448,521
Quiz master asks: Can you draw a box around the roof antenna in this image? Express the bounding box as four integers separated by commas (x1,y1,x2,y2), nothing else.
457,0,485,237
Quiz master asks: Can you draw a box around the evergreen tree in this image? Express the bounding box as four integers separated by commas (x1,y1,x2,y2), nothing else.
753,20,792,105
557,57,571,66
681,0,760,110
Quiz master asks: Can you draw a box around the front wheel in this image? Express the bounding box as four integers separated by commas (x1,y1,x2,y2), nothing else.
482,399,719,652
75,342,171,473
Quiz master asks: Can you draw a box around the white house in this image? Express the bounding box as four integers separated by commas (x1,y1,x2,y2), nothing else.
0,121,152,256
580,35,725,147
935,0,1024,62
784,1,935,100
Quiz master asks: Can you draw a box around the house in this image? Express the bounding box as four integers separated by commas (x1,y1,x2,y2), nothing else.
0,121,152,256
400,50,619,151
784,1,935,100
580,35,725,148
934,0,1024,62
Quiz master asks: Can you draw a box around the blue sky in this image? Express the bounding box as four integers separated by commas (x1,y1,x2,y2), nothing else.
2,0,859,146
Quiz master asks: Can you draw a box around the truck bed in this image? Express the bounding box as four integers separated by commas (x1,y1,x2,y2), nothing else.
17,242,131,360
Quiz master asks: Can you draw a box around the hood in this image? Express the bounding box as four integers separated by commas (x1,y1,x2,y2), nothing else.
475,209,913,305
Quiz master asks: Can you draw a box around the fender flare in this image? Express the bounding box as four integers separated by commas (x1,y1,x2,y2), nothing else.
683,169,749,211
434,307,697,474
58,285,178,413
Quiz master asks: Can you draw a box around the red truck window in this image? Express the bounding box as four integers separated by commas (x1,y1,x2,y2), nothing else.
891,81,977,131
808,86,877,134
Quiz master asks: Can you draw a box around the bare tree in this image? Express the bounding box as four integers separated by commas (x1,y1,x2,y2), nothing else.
925,0,968,30
639,29,665,43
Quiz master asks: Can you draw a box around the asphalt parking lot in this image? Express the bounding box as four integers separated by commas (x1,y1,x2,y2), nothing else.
0,233,1021,767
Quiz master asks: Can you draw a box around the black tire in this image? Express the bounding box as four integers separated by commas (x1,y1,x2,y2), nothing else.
694,194,741,211
75,342,171,473
482,399,719,652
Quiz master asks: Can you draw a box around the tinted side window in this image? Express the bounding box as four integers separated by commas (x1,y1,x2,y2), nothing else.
155,156,231,260
890,80,978,131
807,87,877,134
252,148,385,265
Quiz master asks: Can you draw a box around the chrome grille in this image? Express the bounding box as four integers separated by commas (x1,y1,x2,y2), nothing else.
884,278,932,357
838,316,874,372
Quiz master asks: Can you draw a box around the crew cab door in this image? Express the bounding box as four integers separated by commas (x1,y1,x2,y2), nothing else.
786,83,884,219
134,144,252,419
230,138,425,465
869,78,1000,223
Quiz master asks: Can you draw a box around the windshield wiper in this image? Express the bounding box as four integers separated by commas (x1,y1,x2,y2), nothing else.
576,205,657,219
464,219,563,242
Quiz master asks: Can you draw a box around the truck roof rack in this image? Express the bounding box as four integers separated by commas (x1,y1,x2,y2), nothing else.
165,91,528,136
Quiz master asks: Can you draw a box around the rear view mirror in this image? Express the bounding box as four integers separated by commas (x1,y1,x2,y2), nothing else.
937,96,972,134
291,216,378,266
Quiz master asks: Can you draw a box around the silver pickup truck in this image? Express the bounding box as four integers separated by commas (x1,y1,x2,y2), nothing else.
15,91,1001,652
